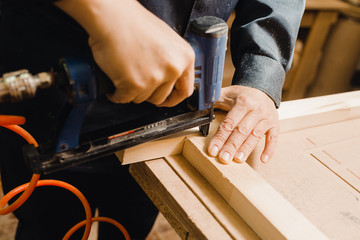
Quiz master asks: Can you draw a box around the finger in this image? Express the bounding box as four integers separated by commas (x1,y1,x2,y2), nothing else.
214,99,233,112
146,81,175,105
213,89,235,111
260,126,279,164
131,84,157,104
233,120,269,163
217,112,260,164
157,66,194,107
107,88,134,103
207,103,246,160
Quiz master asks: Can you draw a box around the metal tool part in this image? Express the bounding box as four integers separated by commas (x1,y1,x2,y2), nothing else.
0,70,53,102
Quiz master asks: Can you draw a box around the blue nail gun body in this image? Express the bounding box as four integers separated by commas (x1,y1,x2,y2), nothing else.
23,16,228,174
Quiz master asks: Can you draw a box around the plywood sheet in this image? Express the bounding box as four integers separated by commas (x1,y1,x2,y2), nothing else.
185,92,360,239
246,118,360,239
183,136,327,240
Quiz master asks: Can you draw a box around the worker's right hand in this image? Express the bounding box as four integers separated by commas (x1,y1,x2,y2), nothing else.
55,0,195,107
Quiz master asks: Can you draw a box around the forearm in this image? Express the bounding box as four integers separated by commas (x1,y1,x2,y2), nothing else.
54,0,142,39
231,0,305,107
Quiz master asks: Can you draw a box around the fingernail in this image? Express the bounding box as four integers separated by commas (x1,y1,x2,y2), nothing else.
220,152,231,164
261,155,269,164
234,152,245,163
209,145,219,157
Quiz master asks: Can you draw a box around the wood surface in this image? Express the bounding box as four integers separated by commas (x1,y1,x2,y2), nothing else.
285,0,360,100
130,159,234,240
120,91,360,164
306,17,360,97
117,128,199,164
177,91,360,239
306,0,360,18
183,136,328,240
164,155,259,240
127,91,360,239
243,122,360,239
285,11,338,100
242,91,360,239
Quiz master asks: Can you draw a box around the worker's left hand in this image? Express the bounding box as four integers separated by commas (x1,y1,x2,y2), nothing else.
207,86,279,164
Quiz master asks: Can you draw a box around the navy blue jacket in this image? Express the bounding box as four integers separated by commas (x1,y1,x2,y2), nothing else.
0,0,305,107
140,0,305,107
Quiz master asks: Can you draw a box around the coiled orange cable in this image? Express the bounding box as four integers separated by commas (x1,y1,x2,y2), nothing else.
0,115,131,240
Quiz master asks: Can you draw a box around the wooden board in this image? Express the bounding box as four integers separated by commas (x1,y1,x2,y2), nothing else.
279,90,360,132
244,137,360,239
117,128,200,164
125,91,360,239
164,155,259,240
306,0,360,18
285,11,338,100
183,136,327,240
130,159,234,240
306,17,360,98
243,93,360,239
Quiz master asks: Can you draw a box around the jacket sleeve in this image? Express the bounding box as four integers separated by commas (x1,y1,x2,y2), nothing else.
230,0,305,107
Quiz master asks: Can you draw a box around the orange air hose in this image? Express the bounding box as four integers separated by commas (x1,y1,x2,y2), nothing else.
0,115,26,125
64,217,131,240
0,115,40,215
0,115,130,240
0,179,93,240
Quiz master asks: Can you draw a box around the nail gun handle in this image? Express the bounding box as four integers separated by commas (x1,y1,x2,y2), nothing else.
187,16,228,111
54,16,228,111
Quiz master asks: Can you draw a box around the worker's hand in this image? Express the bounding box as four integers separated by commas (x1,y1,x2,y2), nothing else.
208,86,279,164
55,0,195,107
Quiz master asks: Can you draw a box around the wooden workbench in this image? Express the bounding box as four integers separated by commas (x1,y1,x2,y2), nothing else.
122,90,360,239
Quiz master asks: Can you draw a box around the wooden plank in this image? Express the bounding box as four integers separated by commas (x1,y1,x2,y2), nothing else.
283,39,304,91
311,140,360,193
247,121,360,239
279,90,360,120
129,159,233,240
164,155,259,240
300,12,316,28
119,91,360,163
279,90,360,132
206,92,360,239
306,0,353,9
306,0,360,18
117,128,199,165
125,91,360,239
182,136,327,240
285,11,338,100
279,106,360,133
306,17,360,97
300,116,360,193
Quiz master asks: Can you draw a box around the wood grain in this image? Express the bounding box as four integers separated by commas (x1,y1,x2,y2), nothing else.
164,155,259,240
182,136,327,240
130,159,233,240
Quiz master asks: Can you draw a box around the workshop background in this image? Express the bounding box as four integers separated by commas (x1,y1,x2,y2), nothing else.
1,0,360,239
